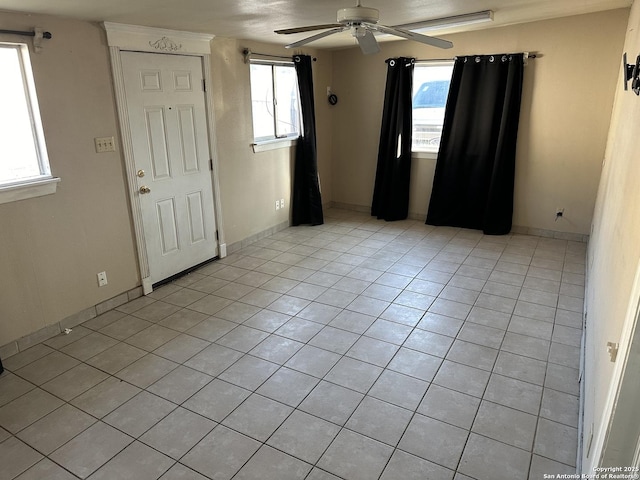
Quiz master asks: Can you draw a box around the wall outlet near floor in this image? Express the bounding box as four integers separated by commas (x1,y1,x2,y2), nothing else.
280,199,285,209
97,271,108,287
94,136,116,153
275,200,280,211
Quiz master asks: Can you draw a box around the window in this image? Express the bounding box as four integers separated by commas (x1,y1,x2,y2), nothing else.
0,42,58,203
249,61,301,145
412,61,454,153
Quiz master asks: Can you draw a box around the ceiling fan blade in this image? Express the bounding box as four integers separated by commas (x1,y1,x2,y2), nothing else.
374,24,453,49
285,27,348,49
275,24,342,35
357,30,380,55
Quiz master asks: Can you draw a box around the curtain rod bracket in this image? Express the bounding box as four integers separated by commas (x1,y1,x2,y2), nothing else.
523,51,539,66
242,48,251,64
34,28,48,53
0,27,52,53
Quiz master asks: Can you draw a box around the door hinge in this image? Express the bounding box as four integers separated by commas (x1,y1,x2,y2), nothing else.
209,159,213,171
202,79,206,92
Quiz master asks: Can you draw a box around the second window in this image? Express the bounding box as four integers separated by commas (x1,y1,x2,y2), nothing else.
250,62,301,142
412,61,454,153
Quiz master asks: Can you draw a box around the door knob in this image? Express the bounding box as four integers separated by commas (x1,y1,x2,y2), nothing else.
139,186,151,194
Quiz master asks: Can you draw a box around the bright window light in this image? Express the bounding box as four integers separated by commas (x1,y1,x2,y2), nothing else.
412,61,454,153
0,43,52,186
250,62,301,142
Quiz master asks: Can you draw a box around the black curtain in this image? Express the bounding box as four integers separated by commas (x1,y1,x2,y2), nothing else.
371,57,414,221
291,54,323,226
426,54,524,235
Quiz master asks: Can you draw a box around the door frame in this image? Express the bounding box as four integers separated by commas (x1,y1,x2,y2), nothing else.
103,22,226,294
585,259,640,472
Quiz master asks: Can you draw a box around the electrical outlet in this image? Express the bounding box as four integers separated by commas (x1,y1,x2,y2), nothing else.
275,200,280,211
97,271,108,287
94,136,116,153
280,199,285,209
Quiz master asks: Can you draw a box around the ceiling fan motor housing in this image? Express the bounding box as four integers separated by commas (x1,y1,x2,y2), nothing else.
337,6,379,24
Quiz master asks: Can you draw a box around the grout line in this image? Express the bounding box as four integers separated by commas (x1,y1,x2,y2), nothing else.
0,208,585,480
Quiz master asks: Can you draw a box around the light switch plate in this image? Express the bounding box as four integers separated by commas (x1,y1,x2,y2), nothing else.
95,136,116,153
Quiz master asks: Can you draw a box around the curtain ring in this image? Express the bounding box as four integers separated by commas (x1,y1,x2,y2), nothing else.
501,55,508,62
389,59,396,67
489,55,495,62
294,55,301,62
475,56,481,63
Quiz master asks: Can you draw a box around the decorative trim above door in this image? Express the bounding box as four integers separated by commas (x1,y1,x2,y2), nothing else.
103,22,213,55
103,22,226,294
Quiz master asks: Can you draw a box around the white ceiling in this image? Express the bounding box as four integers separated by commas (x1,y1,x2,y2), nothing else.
0,0,632,49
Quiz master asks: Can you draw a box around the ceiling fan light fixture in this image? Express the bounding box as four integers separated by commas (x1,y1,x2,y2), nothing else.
396,10,494,33
337,6,379,24
351,25,368,38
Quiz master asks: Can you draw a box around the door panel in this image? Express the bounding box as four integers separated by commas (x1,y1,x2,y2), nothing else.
173,71,192,91
145,106,171,180
186,192,206,244
141,70,162,91
156,198,179,255
122,52,218,284
177,106,199,173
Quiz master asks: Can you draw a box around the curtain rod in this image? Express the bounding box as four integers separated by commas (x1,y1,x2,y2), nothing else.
242,48,316,64
415,52,538,62
0,29,52,39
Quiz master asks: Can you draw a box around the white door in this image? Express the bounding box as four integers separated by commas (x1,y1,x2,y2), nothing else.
121,51,218,285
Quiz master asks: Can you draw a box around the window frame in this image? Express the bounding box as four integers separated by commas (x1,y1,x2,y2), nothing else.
411,59,455,159
249,60,301,152
0,41,59,204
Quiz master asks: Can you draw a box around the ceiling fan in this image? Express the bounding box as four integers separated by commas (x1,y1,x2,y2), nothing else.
274,0,454,55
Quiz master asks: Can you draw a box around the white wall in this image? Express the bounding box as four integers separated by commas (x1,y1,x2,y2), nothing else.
583,0,640,469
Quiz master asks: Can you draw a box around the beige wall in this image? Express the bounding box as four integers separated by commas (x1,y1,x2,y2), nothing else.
0,14,336,348
0,13,140,346
330,10,628,235
0,8,630,366
583,0,640,469
209,38,333,247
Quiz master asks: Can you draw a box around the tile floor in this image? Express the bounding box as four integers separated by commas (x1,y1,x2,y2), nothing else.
0,208,585,480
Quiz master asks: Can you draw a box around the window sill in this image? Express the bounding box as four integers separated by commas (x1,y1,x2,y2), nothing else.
412,151,438,160
252,137,298,153
0,177,61,205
